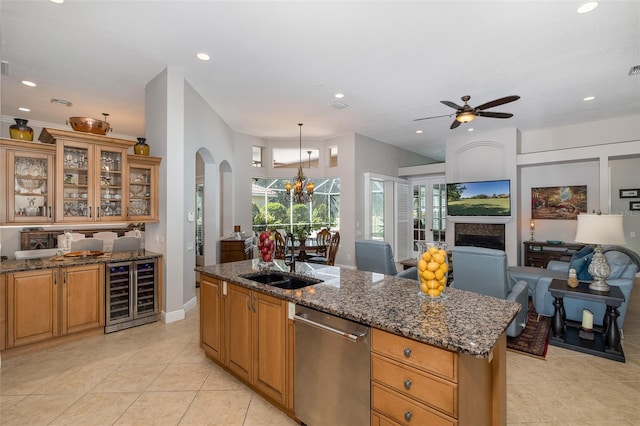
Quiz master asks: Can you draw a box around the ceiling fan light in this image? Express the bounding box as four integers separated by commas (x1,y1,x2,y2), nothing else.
456,112,476,123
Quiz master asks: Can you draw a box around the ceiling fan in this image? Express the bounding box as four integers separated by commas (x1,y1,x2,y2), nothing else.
414,95,520,129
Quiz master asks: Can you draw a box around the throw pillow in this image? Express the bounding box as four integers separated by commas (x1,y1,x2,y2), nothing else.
569,245,594,280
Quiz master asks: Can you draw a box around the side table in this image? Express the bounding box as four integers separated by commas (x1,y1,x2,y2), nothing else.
548,279,625,362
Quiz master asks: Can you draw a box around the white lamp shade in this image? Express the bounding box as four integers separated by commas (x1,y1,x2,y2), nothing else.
574,213,627,245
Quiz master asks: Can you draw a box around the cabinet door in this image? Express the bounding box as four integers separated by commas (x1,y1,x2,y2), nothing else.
226,284,253,382
253,292,287,405
61,264,105,335
200,276,223,362
7,269,59,347
127,156,160,223
57,140,94,222
7,149,55,223
96,145,127,222
0,274,6,351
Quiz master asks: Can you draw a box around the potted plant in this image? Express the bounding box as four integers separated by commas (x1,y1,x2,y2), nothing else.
294,225,309,245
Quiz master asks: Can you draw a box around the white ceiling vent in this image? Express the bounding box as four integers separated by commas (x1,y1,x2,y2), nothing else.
51,98,73,107
329,100,349,109
629,65,640,76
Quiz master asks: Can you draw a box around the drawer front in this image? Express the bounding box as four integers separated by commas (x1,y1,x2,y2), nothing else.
372,354,457,418
372,383,457,426
372,411,402,426
372,328,457,382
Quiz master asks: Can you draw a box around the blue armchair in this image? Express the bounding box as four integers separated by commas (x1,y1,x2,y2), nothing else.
532,246,638,332
451,246,529,337
355,240,397,275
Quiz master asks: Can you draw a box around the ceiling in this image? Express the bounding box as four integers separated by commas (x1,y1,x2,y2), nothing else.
2,1,639,162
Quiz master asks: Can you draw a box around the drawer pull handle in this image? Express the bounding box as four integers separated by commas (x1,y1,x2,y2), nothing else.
404,379,412,390
403,348,412,357
404,411,413,421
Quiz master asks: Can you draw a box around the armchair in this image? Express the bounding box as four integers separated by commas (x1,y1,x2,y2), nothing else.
355,240,397,275
531,246,638,332
451,246,528,337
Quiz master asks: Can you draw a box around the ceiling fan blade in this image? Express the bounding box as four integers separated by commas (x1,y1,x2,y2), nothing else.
475,95,520,111
450,119,461,129
441,100,463,110
476,111,514,119
413,113,454,122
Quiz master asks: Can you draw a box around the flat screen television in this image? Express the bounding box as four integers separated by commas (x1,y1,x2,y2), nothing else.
446,179,511,216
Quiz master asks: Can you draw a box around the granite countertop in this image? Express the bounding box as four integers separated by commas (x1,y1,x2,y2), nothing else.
0,250,162,273
196,259,520,358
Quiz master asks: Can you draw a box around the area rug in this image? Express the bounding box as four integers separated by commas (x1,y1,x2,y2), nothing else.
507,303,551,359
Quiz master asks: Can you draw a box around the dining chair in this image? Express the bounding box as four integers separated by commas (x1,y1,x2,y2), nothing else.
307,228,331,261
112,236,142,252
57,232,85,249
70,238,104,252
272,229,287,259
308,231,340,265
93,231,118,252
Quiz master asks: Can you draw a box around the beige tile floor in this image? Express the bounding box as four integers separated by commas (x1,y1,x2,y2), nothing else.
1,285,638,425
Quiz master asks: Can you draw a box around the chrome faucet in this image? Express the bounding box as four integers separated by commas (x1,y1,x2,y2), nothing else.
285,232,296,272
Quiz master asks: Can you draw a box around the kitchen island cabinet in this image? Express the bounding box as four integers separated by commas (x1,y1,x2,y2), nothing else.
202,281,289,410
197,260,517,426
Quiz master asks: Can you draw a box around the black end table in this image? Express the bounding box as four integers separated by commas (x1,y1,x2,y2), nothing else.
548,279,625,362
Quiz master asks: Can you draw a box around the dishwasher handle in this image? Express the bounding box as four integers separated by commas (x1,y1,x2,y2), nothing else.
294,313,367,342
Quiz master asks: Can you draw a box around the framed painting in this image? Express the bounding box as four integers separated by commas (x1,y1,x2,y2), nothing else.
630,201,640,211
620,189,640,198
531,186,587,220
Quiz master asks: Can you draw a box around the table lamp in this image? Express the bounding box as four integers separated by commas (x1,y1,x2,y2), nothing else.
574,213,626,292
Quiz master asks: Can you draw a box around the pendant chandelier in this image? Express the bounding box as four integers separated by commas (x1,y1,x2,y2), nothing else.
285,123,314,204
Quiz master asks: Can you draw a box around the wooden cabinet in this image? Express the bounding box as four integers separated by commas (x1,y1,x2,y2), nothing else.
371,328,505,426
0,274,6,351
6,264,106,349
201,281,290,407
523,241,583,268
200,275,223,362
1,138,56,224
127,155,161,222
6,269,59,348
220,237,254,263
61,264,104,335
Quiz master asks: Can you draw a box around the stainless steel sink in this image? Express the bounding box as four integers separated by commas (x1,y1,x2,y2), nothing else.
241,271,322,290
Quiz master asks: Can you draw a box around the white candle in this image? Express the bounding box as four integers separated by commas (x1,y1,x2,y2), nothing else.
582,309,594,330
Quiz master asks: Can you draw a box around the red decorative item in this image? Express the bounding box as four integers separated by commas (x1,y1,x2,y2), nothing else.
257,230,275,266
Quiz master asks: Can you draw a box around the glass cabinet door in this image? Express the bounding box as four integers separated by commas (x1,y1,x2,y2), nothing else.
60,144,92,222
97,146,126,221
127,156,160,223
8,150,54,223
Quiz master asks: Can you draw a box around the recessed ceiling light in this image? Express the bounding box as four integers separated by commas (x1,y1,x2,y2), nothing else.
196,52,210,61
334,93,344,99
577,2,598,14
18,107,31,112
415,130,423,134
583,96,595,101
22,80,36,87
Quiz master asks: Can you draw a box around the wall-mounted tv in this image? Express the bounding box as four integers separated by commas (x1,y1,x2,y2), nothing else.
446,179,511,216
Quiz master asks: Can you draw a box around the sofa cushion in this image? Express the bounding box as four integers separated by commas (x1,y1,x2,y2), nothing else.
568,245,594,280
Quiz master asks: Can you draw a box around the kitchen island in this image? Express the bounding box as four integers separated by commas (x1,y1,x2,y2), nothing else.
197,260,520,426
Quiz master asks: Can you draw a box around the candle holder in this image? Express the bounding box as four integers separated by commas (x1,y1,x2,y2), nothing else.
578,328,595,341
529,219,535,241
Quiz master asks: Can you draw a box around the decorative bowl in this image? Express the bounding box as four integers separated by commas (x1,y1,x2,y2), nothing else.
17,177,45,191
68,117,111,135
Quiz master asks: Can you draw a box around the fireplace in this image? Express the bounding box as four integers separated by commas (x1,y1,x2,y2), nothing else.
455,223,505,251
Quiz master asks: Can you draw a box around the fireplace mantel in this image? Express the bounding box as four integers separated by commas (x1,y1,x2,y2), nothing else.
447,216,513,224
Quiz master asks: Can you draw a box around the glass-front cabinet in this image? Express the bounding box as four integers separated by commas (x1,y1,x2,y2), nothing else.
6,145,56,223
127,155,160,223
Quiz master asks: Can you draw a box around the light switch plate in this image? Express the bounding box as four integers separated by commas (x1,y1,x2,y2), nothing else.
187,211,195,222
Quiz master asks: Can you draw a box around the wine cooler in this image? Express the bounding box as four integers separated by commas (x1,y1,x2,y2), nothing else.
105,259,158,333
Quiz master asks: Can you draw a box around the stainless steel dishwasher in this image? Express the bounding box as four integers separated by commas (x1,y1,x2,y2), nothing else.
294,305,371,426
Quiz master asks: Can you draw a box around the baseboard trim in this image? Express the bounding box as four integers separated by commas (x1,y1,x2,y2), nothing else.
183,296,197,313
161,308,185,323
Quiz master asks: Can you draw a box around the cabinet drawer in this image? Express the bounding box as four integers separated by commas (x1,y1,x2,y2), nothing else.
372,353,457,418
372,328,457,382
372,383,456,426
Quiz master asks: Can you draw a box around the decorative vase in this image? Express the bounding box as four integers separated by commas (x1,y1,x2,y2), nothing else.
9,118,34,141
134,137,150,155
416,241,449,299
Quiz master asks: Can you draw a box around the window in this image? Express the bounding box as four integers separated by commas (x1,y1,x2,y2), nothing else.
252,146,263,167
251,178,340,235
411,177,446,256
272,148,319,169
329,146,338,167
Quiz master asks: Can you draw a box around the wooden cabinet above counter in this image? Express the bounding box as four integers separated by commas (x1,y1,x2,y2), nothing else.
1,129,161,226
